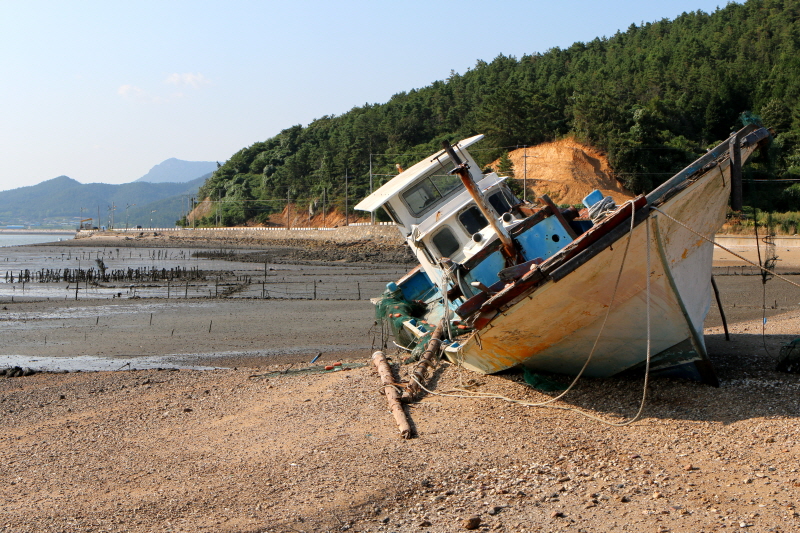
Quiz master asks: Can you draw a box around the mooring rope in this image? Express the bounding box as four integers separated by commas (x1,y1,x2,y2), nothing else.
754,222,775,359
650,206,800,290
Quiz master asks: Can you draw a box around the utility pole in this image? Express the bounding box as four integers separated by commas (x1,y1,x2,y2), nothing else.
150,210,156,229
369,154,374,225
217,189,222,227
523,146,528,202
125,203,135,230
286,187,291,230
521,149,537,203
345,168,349,226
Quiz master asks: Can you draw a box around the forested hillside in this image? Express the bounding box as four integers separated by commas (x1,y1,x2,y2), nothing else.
195,0,800,227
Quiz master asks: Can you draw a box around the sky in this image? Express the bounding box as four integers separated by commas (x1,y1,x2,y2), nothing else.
0,0,736,192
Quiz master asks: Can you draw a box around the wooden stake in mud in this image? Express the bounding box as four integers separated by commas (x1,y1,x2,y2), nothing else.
371,350,412,439
710,275,730,341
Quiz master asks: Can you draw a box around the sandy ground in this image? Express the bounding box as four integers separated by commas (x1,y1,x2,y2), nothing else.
1,236,799,532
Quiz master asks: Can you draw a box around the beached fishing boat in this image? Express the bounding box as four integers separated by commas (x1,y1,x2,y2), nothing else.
356,125,770,385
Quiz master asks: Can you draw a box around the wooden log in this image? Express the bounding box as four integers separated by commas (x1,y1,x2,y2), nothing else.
371,350,412,439
406,322,444,400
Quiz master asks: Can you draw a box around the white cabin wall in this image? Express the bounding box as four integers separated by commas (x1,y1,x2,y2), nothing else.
372,145,491,292
386,198,412,235
405,233,446,288
422,216,472,264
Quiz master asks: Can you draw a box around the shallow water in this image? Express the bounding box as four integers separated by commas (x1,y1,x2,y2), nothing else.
0,354,218,372
0,233,73,248
0,233,73,247
0,300,211,322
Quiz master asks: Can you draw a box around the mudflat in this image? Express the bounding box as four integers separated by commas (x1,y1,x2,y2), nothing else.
1,235,799,532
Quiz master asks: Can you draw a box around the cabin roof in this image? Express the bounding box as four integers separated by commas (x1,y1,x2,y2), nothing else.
354,134,484,213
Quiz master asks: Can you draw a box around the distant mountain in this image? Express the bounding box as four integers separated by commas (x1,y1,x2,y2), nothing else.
124,175,209,228
134,158,218,184
0,174,207,228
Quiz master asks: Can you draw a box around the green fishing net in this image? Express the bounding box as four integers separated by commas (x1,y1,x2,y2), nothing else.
375,288,469,364
776,338,800,374
375,289,426,348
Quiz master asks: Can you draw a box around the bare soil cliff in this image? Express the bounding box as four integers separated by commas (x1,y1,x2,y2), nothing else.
494,138,634,205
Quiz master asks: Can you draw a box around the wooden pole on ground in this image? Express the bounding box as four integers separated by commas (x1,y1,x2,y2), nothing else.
371,350,412,439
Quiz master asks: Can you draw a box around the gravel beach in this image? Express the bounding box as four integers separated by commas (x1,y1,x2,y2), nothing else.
1,233,799,532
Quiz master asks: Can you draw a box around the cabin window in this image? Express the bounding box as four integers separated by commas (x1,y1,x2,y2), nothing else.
431,226,460,259
403,180,441,215
458,205,488,235
401,161,460,216
488,191,512,215
430,170,461,198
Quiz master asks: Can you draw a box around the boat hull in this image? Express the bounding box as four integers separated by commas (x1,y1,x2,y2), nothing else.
450,145,757,382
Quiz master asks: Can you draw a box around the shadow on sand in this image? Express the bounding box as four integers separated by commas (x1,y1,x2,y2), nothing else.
476,332,800,425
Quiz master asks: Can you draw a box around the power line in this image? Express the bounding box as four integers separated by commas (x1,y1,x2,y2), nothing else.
744,178,800,182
